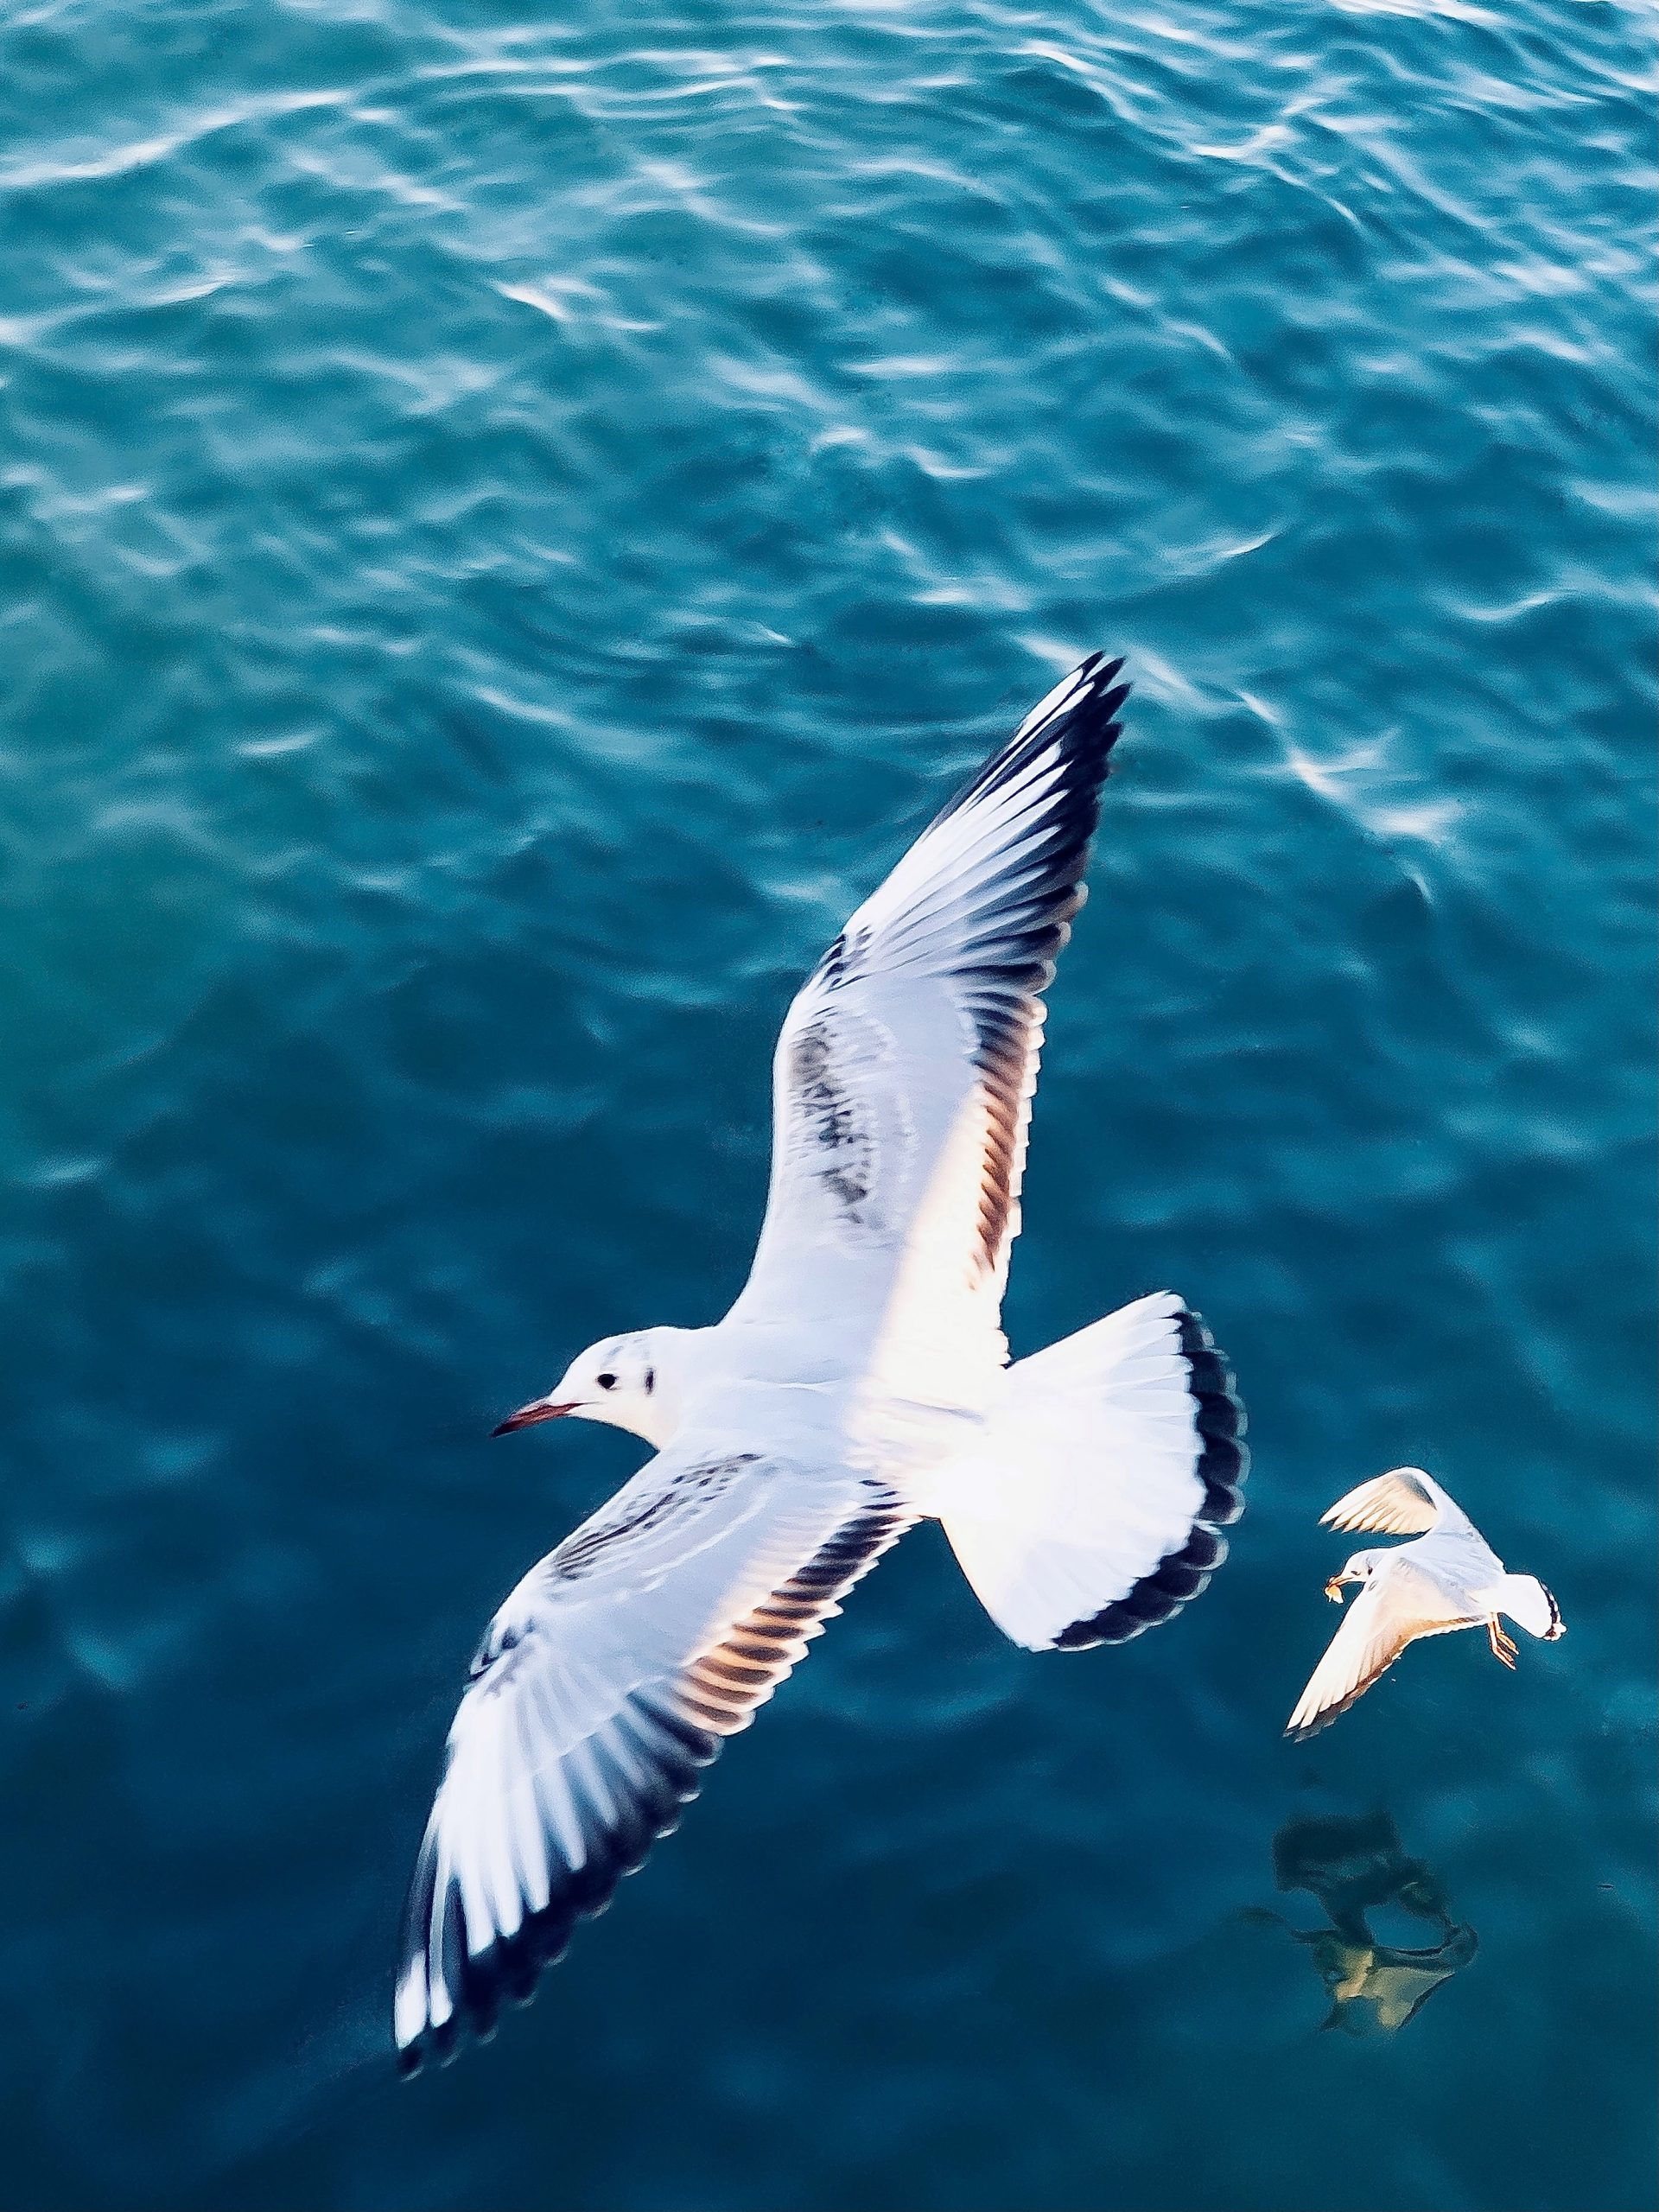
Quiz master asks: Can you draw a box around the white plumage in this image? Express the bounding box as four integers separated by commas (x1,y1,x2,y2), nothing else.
1286,1466,1563,1742
927,1292,1240,1650
396,655,1247,2065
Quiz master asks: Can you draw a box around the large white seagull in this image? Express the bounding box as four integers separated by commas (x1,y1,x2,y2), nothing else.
395,654,1247,2065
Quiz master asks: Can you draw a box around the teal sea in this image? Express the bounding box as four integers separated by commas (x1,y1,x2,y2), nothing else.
1,0,1654,2207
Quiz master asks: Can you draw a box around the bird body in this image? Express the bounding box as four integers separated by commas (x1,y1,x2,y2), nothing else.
1286,1467,1562,1741
395,655,1247,2065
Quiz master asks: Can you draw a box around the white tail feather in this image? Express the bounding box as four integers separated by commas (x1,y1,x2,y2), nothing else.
934,1293,1245,1651
1496,1573,1563,1639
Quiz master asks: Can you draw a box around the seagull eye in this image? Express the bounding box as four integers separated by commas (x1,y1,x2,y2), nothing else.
596,1372,617,1392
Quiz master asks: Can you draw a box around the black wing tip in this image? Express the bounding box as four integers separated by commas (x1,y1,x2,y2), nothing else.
394,1803,687,2074
931,655,1131,1054
1007,652,1131,786
943,652,1131,829
1284,1696,1351,1745
1063,650,1129,727
393,1698,721,2073
392,1509,912,2074
1052,1304,1248,1653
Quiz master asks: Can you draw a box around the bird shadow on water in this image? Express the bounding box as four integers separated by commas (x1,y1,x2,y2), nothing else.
1246,1807,1478,2040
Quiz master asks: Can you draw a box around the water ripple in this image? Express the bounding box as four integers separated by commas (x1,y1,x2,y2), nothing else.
0,0,1652,2205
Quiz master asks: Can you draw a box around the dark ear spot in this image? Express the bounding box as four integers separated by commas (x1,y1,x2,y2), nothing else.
644,1368,656,1395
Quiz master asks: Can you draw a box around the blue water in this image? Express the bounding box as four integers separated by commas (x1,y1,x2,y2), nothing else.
2,0,1654,2206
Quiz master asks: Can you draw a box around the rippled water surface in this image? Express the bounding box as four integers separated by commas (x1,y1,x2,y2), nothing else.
2,0,1654,2206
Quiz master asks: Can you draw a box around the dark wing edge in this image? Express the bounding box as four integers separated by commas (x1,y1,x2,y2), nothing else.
394,1496,912,2070
940,654,1129,1275
736,653,1131,1335
862,652,1130,1279
1054,1307,1249,1650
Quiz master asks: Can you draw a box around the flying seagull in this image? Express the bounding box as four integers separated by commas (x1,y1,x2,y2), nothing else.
1286,1467,1563,1742
395,654,1247,2066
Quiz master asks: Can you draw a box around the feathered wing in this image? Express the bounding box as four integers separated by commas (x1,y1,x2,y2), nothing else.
1285,1559,1479,1742
1320,1467,1465,1539
395,1438,910,2067
935,1294,1247,1651
728,655,1129,1401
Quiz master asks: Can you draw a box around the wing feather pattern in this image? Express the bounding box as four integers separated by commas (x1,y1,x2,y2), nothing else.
394,656,1160,2063
730,655,1129,1393
396,1442,910,2067
1285,1560,1478,1742
1320,1468,1465,1538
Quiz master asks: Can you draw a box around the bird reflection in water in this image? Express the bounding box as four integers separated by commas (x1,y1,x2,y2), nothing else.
1255,1808,1477,2037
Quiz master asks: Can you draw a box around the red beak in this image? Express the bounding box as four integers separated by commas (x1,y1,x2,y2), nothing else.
491,1400,578,1437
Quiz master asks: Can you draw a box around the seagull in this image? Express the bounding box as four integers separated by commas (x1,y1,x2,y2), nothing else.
1285,1467,1563,1742
395,653,1248,2066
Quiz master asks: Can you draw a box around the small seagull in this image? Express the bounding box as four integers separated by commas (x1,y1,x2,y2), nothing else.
393,654,1249,2066
1286,1466,1563,1742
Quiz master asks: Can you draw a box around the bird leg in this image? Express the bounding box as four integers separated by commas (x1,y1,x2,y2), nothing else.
1487,1618,1517,1669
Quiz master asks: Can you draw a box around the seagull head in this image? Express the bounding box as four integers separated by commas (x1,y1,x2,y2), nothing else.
492,1328,690,1451
1325,1550,1382,1604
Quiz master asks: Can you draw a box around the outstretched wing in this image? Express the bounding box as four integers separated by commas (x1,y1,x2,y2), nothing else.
1285,1559,1478,1742
729,654,1129,1400
1320,1467,1468,1539
395,1440,910,2066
